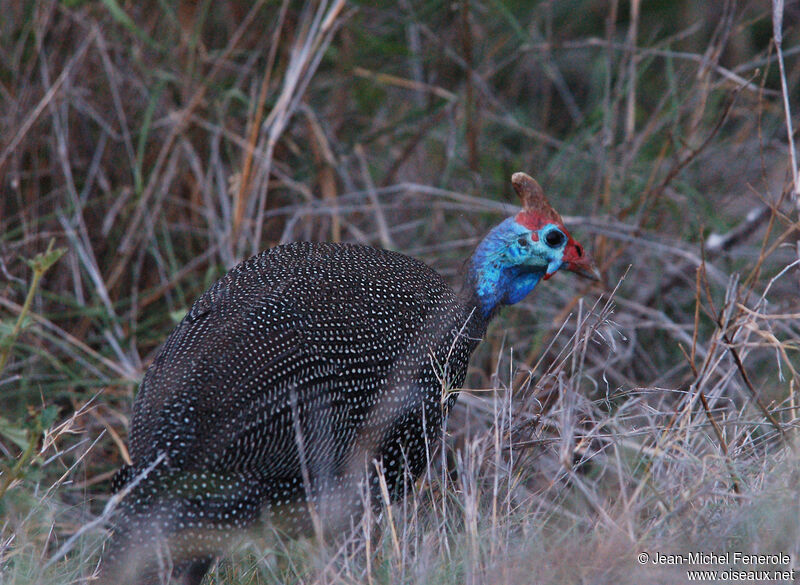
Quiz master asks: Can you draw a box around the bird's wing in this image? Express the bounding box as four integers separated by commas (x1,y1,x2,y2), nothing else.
130,260,435,482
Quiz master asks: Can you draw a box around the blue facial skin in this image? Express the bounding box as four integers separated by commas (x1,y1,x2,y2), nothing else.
470,217,568,318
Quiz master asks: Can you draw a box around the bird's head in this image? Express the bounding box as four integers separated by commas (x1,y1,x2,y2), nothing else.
469,172,599,318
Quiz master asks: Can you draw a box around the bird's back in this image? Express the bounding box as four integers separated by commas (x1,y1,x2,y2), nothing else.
132,242,483,477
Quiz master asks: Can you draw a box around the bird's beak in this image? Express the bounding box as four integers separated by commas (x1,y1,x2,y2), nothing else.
562,237,601,281
566,261,601,281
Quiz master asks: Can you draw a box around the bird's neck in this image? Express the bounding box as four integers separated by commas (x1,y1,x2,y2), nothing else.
462,221,544,320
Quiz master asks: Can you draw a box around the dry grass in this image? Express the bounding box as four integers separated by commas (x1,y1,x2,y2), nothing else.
1,0,799,583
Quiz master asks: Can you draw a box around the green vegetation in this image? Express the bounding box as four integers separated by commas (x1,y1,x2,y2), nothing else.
1,1,798,583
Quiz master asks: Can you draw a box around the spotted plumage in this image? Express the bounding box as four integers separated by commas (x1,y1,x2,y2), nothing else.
99,173,597,585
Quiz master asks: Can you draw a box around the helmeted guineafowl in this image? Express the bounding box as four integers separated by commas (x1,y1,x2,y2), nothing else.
99,172,598,584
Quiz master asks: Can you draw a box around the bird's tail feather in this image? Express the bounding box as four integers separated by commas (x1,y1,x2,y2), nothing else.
99,463,265,585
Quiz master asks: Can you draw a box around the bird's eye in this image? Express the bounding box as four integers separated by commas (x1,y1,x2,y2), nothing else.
517,237,529,247
544,230,565,247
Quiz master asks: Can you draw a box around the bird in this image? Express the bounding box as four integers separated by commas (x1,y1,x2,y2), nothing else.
99,172,598,585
